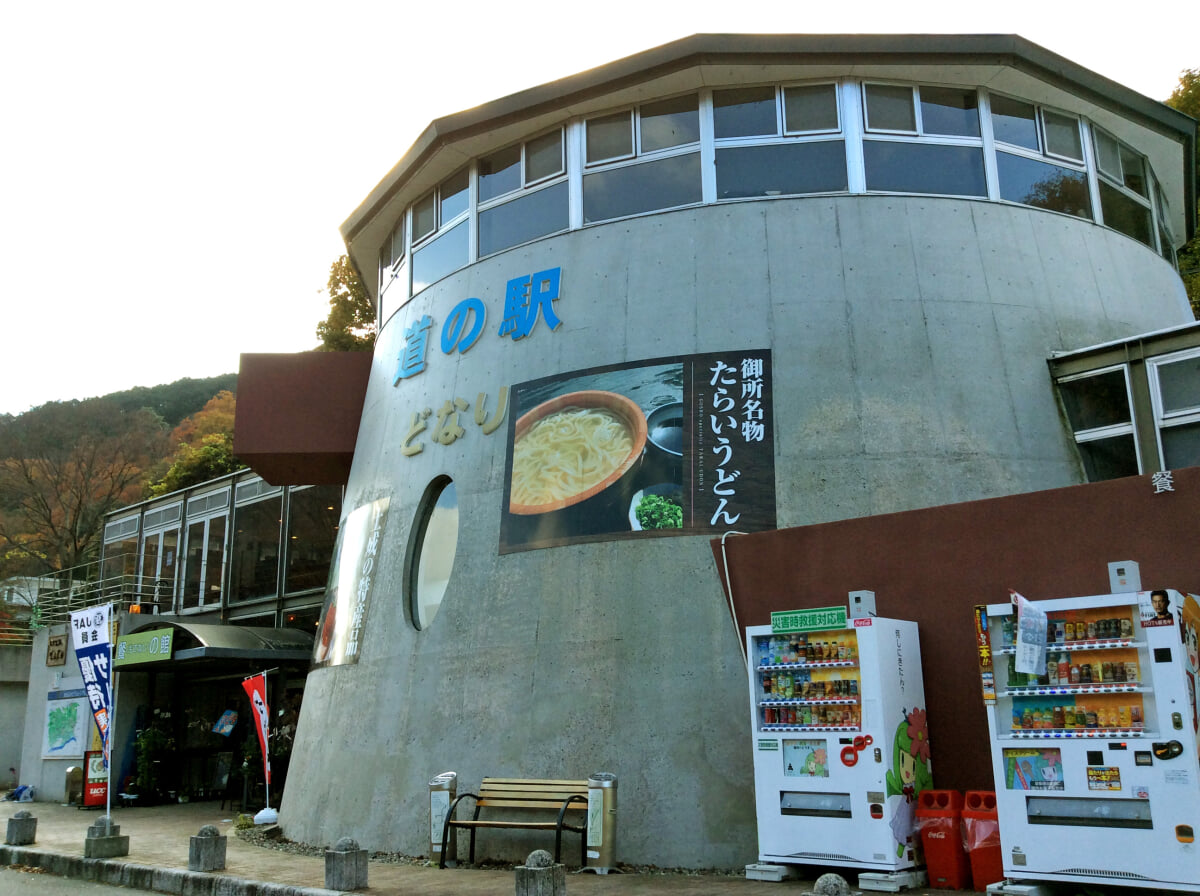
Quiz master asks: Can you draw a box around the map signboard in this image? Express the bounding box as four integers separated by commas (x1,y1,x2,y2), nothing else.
42,695,88,759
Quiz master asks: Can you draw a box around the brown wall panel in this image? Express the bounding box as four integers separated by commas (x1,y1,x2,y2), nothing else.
714,468,1200,792
234,352,371,485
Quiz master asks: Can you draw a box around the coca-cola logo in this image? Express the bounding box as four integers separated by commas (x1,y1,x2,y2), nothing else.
854,618,873,627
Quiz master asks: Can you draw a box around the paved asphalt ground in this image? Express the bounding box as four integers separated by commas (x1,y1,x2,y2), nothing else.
0,798,993,896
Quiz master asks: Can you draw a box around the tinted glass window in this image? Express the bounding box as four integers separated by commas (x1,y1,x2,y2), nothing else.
104,536,138,584
1042,110,1082,161
990,96,1038,150
412,192,437,242
1099,182,1153,246
479,181,569,256
640,95,700,152
1158,356,1200,413
996,152,1092,220
1162,423,1200,469
182,520,205,609
1119,145,1147,196
285,485,340,594
525,130,564,183
1058,370,1130,431
582,152,702,223
1093,129,1122,180
408,478,458,630
713,87,777,138
716,141,847,199
783,84,839,133
865,84,915,132
412,220,469,292
863,141,986,196
440,168,469,222
229,496,282,603
587,111,633,163
1078,434,1139,481
479,145,522,202
920,86,979,137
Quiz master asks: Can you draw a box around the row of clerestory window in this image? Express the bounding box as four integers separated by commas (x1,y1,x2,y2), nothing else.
377,80,1175,321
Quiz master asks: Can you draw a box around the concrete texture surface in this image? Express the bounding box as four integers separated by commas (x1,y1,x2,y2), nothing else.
285,192,1191,867
2,798,976,895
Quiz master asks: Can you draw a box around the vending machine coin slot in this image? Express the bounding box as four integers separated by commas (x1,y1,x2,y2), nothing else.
1173,712,1183,729
1153,740,1184,760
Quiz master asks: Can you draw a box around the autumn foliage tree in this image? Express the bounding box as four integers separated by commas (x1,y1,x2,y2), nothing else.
0,399,167,574
315,255,376,351
150,390,244,496
1165,68,1199,318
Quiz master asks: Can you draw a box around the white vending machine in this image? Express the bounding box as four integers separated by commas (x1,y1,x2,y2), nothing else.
978,589,1200,892
746,608,931,884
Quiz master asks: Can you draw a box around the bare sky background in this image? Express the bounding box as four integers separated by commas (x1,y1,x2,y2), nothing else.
1,1,1194,415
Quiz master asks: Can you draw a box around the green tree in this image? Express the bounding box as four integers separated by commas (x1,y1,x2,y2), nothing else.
1165,68,1199,318
150,433,242,496
150,391,244,495
106,373,238,427
0,399,167,574
315,255,376,351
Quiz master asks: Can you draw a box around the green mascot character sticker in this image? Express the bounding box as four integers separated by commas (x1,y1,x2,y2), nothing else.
885,707,933,857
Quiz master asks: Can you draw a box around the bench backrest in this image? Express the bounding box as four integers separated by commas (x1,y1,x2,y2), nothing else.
476,777,589,810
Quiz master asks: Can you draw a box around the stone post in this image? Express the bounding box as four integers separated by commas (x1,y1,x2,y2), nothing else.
325,836,369,891
188,824,227,871
515,849,566,896
5,809,36,846
83,815,130,858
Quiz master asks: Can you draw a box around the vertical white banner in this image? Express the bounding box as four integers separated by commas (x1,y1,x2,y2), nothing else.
68,603,114,767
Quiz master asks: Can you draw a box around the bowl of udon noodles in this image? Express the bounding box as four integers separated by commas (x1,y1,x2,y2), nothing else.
509,390,648,516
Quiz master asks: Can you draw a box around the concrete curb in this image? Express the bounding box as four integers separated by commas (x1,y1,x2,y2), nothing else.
1,845,348,896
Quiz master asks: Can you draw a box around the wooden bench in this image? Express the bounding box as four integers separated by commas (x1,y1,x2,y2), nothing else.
438,777,589,869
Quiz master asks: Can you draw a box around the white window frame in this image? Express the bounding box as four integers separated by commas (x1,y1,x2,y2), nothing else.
1147,348,1200,469
1057,364,1143,477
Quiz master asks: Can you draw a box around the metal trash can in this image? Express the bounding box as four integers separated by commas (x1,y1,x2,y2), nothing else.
584,772,617,873
428,771,457,865
65,766,83,806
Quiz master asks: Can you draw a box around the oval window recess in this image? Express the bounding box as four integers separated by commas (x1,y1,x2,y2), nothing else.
405,476,458,630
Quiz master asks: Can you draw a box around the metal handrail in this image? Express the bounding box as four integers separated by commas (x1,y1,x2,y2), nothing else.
1,554,155,648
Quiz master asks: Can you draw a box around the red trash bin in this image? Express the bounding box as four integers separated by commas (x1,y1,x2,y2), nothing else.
962,790,1003,891
916,790,971,889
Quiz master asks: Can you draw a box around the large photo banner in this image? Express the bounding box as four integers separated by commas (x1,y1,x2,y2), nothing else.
500,350,775,553
313,496,390,668
69,603,114,767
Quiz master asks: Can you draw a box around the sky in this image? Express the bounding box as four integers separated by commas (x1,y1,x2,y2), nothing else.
0,2,1194,417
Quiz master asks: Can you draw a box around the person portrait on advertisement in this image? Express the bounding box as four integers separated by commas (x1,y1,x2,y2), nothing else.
1144,589,1176,627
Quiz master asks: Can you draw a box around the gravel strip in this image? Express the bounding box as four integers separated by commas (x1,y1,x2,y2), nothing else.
234,826,746,876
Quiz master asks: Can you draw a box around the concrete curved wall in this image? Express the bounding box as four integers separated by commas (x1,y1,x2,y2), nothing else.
281,195,1190,866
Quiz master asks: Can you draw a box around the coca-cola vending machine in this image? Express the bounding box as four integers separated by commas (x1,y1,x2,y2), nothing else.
977,588,1200,892
745,605,931,889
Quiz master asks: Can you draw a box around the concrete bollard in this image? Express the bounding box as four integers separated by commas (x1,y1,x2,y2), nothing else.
188,823,227,872
515,849,566,896
325,836,369,891
5,809,37,845
83,814,130,858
